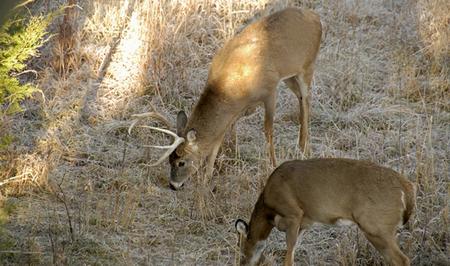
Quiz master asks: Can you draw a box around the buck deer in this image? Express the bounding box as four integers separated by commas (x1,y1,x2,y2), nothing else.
130,8,322,190
235,158,416,266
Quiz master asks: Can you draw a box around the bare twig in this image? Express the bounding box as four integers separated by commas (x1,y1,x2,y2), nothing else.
54,180,75,243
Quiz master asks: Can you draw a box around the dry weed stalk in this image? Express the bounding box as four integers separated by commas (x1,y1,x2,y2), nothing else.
417,0,450,62
0,152,55,195
52,0,80,76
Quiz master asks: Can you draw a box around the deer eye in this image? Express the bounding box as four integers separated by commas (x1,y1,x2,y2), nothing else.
178,161,185,167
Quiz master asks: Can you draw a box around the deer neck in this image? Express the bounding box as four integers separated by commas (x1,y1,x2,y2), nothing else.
186,87,239,155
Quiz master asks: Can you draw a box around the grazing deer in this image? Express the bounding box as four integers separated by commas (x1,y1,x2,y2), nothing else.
132,8,322,190
235,158,416,266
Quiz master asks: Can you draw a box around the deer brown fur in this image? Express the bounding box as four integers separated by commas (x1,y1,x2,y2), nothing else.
168,8,322,189
235,158,416,266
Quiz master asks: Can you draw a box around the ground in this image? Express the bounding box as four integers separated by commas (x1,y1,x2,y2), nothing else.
0,0,449,265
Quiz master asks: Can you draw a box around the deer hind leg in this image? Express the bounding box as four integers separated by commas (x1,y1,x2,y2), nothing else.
359,214,410,266
284,74,311,155
264,94,277,167
363,232,410,266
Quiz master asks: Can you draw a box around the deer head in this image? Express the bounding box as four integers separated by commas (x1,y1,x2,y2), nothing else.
167,111,202,190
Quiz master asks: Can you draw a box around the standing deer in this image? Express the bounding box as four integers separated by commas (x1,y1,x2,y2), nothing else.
235,158,416,266
132,8,322,190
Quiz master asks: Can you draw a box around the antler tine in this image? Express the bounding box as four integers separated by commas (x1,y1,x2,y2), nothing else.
131,112,171,127
148,137,185,166
130,125,185,166
128,111,185,166
128,119,139,135
128,111,171,135
138,126,180,139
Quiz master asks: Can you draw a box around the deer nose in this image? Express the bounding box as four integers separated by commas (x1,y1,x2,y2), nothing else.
169,181,184,190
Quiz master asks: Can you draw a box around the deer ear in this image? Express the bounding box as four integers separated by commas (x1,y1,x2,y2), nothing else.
186,129,197,143
177,111,188,135
235,219,249,235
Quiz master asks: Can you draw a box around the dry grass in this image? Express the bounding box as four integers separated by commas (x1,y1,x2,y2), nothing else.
0,0,449,265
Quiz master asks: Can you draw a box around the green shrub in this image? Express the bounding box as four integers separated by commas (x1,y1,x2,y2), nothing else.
0,12,52,113
0,4,53,149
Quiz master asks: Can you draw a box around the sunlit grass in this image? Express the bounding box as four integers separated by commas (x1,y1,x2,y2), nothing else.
0,0,448,265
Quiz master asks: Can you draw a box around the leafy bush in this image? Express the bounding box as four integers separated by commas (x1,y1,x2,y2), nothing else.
0,5,53,148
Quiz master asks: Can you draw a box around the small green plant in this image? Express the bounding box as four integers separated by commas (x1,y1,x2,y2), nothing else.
0,198,18,262
0,4,53,149
0,12,52,113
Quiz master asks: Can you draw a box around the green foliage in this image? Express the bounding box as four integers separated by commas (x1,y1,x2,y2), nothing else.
0,13,52,114
0,198,17,225
0,6,54,149
0,228,18,262
0,134,13,149
0,199,18,262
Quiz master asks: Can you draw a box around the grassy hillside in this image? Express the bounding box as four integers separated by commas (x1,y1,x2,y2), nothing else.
0,0,448,265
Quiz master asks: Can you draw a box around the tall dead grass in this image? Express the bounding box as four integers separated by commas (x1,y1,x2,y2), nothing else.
0,0,448,265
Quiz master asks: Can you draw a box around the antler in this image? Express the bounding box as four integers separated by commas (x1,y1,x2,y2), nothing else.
128,113,185,166
138,125,185,166
128,111,171,134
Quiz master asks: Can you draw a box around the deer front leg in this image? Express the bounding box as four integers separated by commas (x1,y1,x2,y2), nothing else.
264,94,277,167
293,76,308,156
205,137,223,178
284,224,300,266
275,216,301,266
274,209,304,266
284,76,309,155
